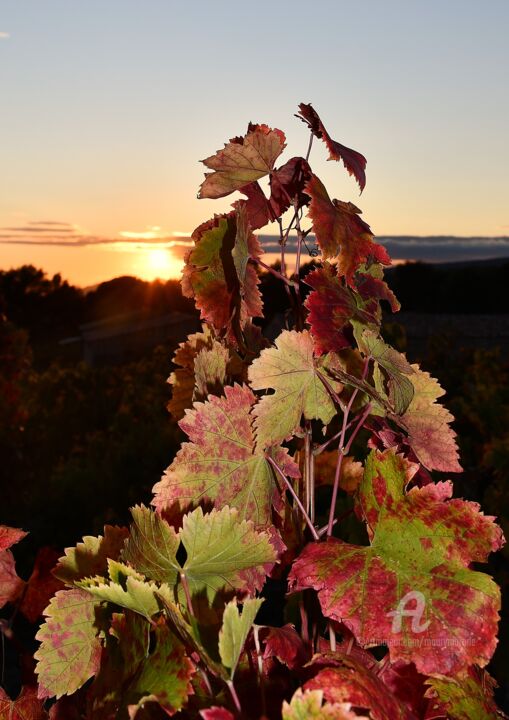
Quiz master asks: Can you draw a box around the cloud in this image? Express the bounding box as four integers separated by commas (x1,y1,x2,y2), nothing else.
0,220,195,250
0,32,10,39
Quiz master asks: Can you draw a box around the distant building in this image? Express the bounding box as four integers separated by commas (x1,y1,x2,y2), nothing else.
59,310,200,365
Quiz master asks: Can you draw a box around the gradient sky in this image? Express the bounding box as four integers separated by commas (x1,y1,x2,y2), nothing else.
1,0,508,286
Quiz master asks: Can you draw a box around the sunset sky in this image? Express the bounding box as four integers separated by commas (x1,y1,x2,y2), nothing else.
1,0,508,286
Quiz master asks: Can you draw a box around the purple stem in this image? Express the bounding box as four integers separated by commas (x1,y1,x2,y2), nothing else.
267,455,319,541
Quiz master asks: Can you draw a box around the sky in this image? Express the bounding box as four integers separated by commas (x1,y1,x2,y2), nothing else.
1,0,508,286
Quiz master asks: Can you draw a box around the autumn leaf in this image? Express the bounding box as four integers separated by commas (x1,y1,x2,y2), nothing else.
303,657,415,720
425,667,502,720
35,589,102,699
199,123,286,199
182,203,263,338
262,624,309,670
305,264,380,354
54,525,129,584
289,449,504,676
248,330,339,449
400,366,462,473
126,622,194,718
218,597,263,678
0,525,26,610
283,689,366,719
167,326,228,420
242,156,311,230
122,505,180,584
200,709,234,720
296,102,367,192
153,384,299,530
306,174,390,284
19,547,64,623
0,686,47,720
358,330,415,415
77,561,163,620
179,506,276,600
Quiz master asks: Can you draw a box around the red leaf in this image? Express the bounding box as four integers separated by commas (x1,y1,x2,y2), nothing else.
153,383,299,531
289,449,504,676
262,624,309,670
305,264,377,354
0,685,47,720
0,525,27,610
200,709,235,720
296,103,367,192
304,656,417,720
241,157,311,230
20,547,65,623
306,173,390,285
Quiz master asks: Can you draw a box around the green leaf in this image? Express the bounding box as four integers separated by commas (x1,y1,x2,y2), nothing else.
248,330,339,448
218,598,262,678
35,589,102,699
356,329,414,414
77,561,164,620
122,505,180,584
127,622,194,717
180,506,276,601
54,525,129,584
426,667,502,720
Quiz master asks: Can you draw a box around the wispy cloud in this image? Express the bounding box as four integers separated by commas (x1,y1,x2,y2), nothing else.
0,220,194,254
0,32,10,39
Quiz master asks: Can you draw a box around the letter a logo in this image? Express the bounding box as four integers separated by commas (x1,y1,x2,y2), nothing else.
387,590,430,634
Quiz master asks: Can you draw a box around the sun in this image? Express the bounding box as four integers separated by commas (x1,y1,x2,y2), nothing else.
144,248,175,279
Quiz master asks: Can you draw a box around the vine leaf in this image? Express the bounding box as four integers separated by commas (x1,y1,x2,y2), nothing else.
241,156,311,230
306,173,390,285
282,688,367,719
296,102,367,192
262,624,309,670
35,589,102,699
54,525,128,584
180,506,276,600
358,330,415,415
152,384,300,530
200,709,235,720
0,686,47,720
122,505,180,584
0,525,27,609
248,330,339,449
289,449,504,676
19,547,64,623
182,202,263,338
401,366,462,473
425,667,502,720
305,264,380,354
77,561,163,620
303,656,416,720
218,598,263,679
198,123,286,199
126,622,194,718
167,326,228,421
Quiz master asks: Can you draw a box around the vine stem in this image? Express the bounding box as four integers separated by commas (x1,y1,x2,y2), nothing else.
253,626,267,716
179,572,195,619
227,679,242,715
249,256,298,288
326,357,371,537
267,455,319,541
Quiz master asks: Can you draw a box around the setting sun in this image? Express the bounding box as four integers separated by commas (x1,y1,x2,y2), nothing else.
138,247,182,281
